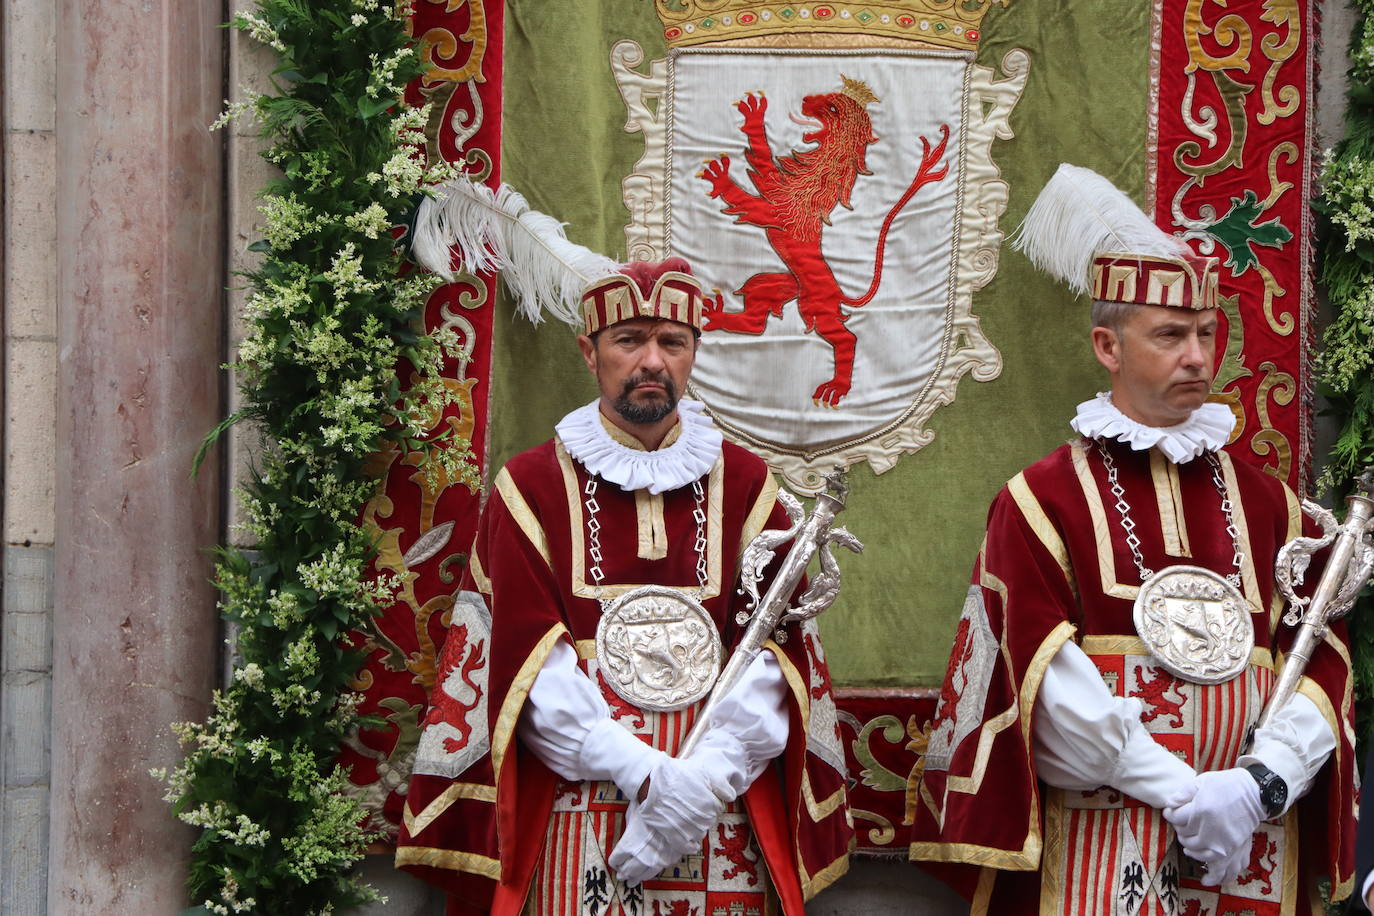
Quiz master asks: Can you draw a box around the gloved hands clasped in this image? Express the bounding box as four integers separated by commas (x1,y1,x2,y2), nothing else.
1163,768,1267,887
607,752,734,884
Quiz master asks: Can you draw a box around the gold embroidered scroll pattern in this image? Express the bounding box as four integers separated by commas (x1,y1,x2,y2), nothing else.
1251,361,1295,482
1256,0,1300,125
1183,0,1252,72
850,806,897,847
413,0,489,85
354,341,483,699
1165,0,1304,489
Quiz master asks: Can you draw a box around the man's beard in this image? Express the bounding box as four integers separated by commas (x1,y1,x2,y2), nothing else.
613,372,679,425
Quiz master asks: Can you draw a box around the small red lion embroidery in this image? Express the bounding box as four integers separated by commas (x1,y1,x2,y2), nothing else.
1130,665,1188,729
933,616,975,729
714,823,760,885
652,900,697,916
699,79,949,407
424,622,487,754
597,669,647,730
803,631,833,701
1237,833,1278,896
554,780,583,807
1179,900,1209,916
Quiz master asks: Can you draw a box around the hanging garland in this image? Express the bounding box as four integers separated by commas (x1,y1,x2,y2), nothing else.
1316,0,1374,740
152,1,472,912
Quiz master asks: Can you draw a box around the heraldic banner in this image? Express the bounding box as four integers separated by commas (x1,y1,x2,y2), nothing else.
342,0,1321,857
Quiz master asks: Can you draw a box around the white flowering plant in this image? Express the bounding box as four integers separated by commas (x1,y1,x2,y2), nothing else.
159,0,474,912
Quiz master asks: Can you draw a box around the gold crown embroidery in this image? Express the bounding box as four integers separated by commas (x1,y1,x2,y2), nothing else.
839,74,879,106
653,1,1005,51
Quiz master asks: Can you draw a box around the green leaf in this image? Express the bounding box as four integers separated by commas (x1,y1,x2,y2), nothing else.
356,96,393,120
1203,189,1294,276
191,410,245,477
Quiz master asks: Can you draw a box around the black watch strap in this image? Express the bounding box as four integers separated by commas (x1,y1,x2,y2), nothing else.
1244,763,1288,819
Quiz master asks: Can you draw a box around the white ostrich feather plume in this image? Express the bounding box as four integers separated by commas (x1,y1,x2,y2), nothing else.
1011,164,1188,297
412,178,621,327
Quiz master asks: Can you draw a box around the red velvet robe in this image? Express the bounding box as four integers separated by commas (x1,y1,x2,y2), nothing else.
910,438,1354,915
396,436,853,915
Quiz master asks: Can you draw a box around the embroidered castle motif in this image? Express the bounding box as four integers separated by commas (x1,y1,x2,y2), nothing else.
699,76,949,407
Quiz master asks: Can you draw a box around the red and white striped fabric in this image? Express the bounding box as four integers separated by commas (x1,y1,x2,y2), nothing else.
1046,651,1289,916
527,656,771,916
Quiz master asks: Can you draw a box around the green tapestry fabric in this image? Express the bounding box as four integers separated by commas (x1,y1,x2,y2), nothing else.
492,0,1152,686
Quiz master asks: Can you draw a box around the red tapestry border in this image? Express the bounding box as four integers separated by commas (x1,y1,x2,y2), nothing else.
339,0,504,838
1148,0,1315,493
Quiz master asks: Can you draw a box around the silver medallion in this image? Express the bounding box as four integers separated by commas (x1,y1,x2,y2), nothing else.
1132,565,1253,685
594,584,723,712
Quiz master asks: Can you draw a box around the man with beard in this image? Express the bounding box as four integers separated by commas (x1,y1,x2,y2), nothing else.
397,258,852,916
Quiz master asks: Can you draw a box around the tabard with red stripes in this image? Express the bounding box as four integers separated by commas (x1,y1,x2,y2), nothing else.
396,436,853,916
909,438,1355,916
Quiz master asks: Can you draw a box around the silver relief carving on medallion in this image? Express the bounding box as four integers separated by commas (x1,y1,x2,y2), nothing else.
1132,565,1253,685
595,584,723,712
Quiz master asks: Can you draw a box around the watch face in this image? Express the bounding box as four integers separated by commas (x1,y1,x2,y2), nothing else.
1264,780,1288,817
1253,763,1291,818
1247,764,1287,818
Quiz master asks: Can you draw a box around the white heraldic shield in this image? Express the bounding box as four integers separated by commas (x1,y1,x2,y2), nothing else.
613,43,1029,492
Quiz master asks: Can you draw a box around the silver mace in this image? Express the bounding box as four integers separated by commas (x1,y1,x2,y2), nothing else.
1254,466,1374,734
677,471,863,758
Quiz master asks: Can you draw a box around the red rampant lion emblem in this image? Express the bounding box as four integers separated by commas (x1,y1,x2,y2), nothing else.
932,615,975,729
652,900,697,916
1237,833,1278,895
596,668,647,730
425,622,487,754
1129,665,1187,729
714,823,760,885
803,631,833,701
699,75,950,407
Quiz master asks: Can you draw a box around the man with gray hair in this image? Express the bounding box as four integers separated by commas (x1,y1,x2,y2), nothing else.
910,165,1355,914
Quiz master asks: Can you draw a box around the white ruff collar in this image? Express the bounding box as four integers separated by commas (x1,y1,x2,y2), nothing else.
555,398,723,494
1070,392,1235,464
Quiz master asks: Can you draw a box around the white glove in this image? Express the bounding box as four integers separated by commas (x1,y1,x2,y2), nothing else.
1163,768,1265,867
1198,836,1250,887
608,755,729,884
578,717,667,801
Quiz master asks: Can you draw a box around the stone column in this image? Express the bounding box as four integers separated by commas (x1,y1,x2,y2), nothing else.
49,0,224,911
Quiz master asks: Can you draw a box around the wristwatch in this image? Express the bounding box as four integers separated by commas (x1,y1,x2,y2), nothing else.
1244,763,1288,819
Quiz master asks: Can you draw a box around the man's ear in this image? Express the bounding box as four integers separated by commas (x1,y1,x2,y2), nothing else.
577,334,597,374
1091,326,1123,374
